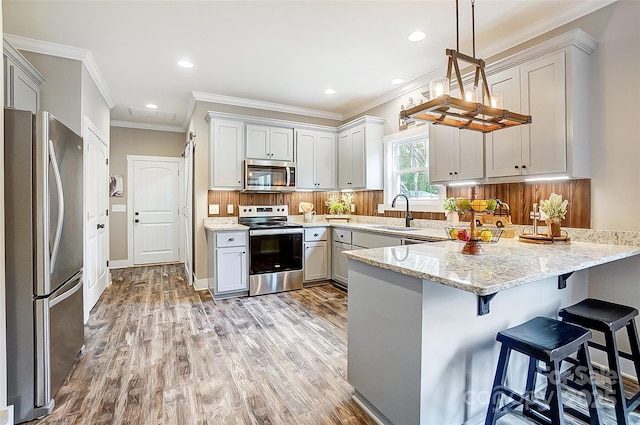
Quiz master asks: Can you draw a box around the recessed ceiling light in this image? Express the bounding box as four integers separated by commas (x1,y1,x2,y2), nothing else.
391,78,404,85
146,103,158,109
324,88,336,95
408,31,426,42
177,60,194,69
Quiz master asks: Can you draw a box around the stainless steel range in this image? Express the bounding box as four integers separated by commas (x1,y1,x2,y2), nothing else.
239,205,303,296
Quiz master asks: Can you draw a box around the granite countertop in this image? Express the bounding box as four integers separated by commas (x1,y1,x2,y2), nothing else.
204,220,248,231
342,238,640,296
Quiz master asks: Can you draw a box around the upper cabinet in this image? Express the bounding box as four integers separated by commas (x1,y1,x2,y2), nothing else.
3,39,44,113
207,114,244,190
246,124,294,162
485,30,596,180
296,129,336,190
337,116,385,190
429,124,484,184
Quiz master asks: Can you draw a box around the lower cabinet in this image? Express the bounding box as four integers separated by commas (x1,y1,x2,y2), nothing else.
304,227,329,282
331,241,351,288
207,230,248,298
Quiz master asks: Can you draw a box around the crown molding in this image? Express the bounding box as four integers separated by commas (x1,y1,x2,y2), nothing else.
110,120,184,133
192,91,343,122
3,34,115,108
183,94,198,130
342,0,615,119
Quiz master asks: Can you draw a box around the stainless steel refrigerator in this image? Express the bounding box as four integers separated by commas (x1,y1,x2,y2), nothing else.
4,109,84,423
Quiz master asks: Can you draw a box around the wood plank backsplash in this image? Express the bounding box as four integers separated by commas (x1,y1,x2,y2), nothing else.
207,179,590,228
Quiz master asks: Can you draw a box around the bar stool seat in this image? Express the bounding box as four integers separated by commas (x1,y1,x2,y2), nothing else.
485,316,602,425
559,298,640,425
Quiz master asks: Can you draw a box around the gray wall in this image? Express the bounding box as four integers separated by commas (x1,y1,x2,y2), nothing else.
81,66,110,140
108,126,184,261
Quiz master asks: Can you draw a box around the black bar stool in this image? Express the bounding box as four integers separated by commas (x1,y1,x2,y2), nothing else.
559,298,640,425
485,316,602,425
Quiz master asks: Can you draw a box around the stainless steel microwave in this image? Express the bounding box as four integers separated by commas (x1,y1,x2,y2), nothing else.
244,159,296,192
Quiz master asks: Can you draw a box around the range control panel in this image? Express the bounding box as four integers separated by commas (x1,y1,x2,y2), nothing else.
239,205,289,218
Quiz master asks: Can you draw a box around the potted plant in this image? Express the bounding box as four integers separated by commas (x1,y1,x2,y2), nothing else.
443,197,459,223
325,192,354,216
539,193,568,237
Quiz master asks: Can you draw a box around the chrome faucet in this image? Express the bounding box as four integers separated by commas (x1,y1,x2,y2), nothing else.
392,194,413,228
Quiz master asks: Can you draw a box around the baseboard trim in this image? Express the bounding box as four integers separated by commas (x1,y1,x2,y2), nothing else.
109,259,131,269
193,277,209,291
352,391,390,425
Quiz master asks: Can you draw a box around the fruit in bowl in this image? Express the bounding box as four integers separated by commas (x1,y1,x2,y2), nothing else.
457,229,470,241
456,199,472,211
480,229,493,242
486,199,497,211
471,199,488,211
449,228,460,239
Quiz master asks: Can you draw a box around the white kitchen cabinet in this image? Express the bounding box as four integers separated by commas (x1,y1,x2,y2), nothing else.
3,39,43,113
352,231,401,249
485,34,593,180
246,124,294,161
331,241,350,287
337,116,385,190
207,115,244,189
304,227,330,282
207,229,248,298
296,129,336,190
429,124,484,184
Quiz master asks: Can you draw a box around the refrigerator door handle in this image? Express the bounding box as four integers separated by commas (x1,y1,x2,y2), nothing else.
48,139,65,273
49,274,82,308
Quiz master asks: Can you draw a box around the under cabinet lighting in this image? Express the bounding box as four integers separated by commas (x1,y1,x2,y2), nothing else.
449,181,478,187
525,176,570,182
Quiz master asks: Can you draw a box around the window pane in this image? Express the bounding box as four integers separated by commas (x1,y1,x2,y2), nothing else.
398,171,440,199
395,139,427,171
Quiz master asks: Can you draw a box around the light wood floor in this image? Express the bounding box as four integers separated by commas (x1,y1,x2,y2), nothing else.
30,264,377,425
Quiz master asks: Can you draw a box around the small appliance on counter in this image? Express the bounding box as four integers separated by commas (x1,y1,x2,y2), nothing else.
239,205,303,295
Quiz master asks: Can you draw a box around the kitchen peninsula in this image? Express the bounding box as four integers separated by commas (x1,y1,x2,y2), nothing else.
343,239,640,425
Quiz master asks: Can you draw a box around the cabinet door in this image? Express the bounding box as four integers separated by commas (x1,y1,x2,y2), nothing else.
350,125,366,188
304,241,329,281
5,56,39,113
429,124,456,183
337,132,352,189
331,242,350,285
296,130,316,189
455,130,484,180
315,131,336,190
485,67,523,177
216,247,247,293
211,120,244,189
521,51,566,175
246,124,270,159
269,127,294,161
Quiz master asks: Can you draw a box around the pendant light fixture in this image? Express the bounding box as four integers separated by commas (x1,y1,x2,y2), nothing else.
401,0,532,133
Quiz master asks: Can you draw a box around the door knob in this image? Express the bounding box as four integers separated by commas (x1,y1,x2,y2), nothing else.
97,223,105,229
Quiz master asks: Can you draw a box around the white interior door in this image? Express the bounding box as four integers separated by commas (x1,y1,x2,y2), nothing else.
132,157,180,265
182,136,194,284
84,123,109,323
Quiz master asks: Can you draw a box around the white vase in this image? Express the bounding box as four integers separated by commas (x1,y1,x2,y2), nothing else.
446,211,459,224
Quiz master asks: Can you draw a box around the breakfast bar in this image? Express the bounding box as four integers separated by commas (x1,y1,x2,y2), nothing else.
343,239,640,425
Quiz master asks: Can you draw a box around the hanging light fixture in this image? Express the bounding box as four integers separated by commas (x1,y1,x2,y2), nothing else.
401,0,532,133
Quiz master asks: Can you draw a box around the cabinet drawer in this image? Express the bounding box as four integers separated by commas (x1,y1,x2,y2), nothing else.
352,231,400,249
332,228,352,244
215,231,247,248
305,227,328,242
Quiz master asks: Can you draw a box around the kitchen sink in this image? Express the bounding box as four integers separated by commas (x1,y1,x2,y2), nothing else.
369,225,418,232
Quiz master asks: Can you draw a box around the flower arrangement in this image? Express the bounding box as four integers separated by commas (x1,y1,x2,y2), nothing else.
539,193,569,219
443,197,458,213
324,192,354,215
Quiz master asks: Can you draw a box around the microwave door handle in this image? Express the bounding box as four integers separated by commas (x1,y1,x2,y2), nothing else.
48,139,65,273
286,166,291,187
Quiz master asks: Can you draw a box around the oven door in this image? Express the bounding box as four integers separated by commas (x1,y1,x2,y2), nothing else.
249,228,303,275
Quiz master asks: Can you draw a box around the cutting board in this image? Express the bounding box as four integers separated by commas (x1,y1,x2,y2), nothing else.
518,233,571,244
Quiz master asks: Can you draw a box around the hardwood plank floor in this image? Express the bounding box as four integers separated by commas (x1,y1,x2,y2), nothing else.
30,264,377,425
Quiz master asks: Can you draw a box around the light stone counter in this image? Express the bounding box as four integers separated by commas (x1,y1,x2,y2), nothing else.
342,238,640,296
203,219,248,232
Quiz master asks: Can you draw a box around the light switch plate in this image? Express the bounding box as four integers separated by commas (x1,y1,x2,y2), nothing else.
227,204,234,214
111,204,126,212
350,204,355,213
209,204,219,215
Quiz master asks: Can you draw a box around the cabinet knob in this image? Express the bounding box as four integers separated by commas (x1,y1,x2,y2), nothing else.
522,165,527,169
449,172,453,175
229,238,235,241
454,172,458,175
514,165,520,169
314,233,319,237
238,180,241,183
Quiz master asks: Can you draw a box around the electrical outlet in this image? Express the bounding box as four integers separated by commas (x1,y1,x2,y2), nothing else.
351,204,355,213
209,204,219,215
227,204,234,214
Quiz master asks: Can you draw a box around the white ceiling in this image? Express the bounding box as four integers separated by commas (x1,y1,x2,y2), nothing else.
3,0,615,131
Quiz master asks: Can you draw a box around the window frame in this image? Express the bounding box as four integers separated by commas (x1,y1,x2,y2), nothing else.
381,125,446,213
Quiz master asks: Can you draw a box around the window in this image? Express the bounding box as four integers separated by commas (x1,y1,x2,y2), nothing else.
382,126,445,212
